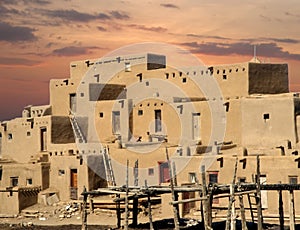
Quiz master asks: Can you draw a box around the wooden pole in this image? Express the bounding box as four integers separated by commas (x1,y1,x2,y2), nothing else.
278,186,284,230
172,161,180,220
225,158,238,230
132,196,138,227
166,148,180,230
145,180,154,230
201,165,211,230
125,160,129,230
256,156,263,230
231,184,236,230
81,186,88,230
134,159,139,187
116,194,121,229
239,195,248,230
289,190,295,230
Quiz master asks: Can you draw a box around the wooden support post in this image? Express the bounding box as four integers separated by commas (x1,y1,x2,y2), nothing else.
81,186,88,230
289,190,295,230
132,196,138,227
166,148,180,230
116,194,121,229
225,158,238,230
125,160,129,230
278,188,284,230
239,195,247,230
89,197,94,213
201,165,211,230
134,159,139,187
231,184,236,230
172,161,180,220
256,156,263,230
145,180,154,230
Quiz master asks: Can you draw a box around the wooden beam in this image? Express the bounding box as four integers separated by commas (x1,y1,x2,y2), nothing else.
289,190,295,230
256,156,263,230
124,160,129,230
239,195,247,230
81,186,87,230
278,188,284,230
166,148,180,230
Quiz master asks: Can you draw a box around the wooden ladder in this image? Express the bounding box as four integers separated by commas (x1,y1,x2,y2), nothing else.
102,147,116,187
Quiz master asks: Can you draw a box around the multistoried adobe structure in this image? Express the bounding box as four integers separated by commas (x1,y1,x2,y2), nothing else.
0,52,299,218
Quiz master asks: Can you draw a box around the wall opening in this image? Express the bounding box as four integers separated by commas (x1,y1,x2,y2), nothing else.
112,111,121,134
69,93,77,113
40,127,47,151
154,109,162,132
10,176,18,187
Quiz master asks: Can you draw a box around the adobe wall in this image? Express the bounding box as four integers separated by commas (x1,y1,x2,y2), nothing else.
49,155,89,201
248,63,289,94
1,116,51,163
241,95,296,147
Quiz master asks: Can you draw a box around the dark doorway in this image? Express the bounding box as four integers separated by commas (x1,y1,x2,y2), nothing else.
70,169,78,199
158,162,170,184
40,128,47,151
155,109,162,132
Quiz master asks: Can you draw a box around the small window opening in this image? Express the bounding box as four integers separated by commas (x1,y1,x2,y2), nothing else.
172,73,175,78
289,176,298,184
125,62,131,72
138,110,143,116
236,68,239,72
99,112,104,118
27,178,33,186
10,177,18,187
58,169,65,176
145,81,149,86
80,93,84,97
189,172,196,183
263,113,270,121
223,75,227,80
137,73,142,82
27,131,31,136
165,73,169,79
223,70,226,74
8,133,12,140
182,78,187,83
217,70,220,74
148,168,154,176
179,72,182,77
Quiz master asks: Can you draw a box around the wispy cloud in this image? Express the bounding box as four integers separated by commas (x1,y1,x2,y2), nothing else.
128,24,167,33
187,34,231,41
160,3,179,9
51,46,102,57
39,9,130,23
181,41,300,60
0,22,37,42
0,57,42,66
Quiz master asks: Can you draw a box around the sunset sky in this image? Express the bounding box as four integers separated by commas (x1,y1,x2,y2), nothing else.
1,0,300,121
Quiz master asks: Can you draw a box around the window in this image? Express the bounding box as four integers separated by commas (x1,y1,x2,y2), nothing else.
208,171,218,184
263,113,270,121
155,110,162,132
10,177,18,187
182,77,187,83
145,81,149,86
27,178,33,186
80,93,84,97
58,169,65,176
148,168,154,176
40,128,47,151
289,176,298,184
238,177,246,183
99,112,104,118
223,75,227,80
112,111,121,134
69,93,77,112
125,62,131,72
8,133,12,140
165,73,169,79
27,131,31,137
138,110,143,116
189,172,196,183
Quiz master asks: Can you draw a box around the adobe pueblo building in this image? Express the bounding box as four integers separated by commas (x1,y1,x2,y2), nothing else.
0,52,299,220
